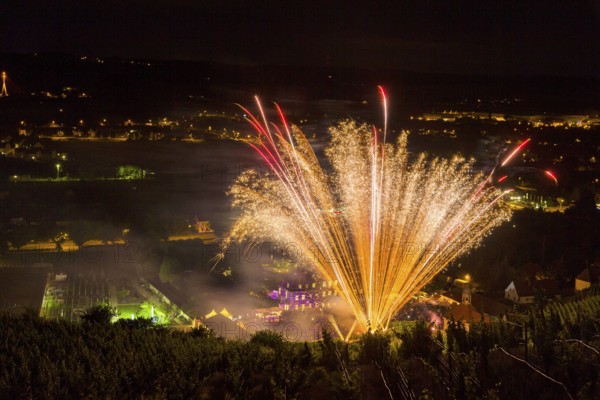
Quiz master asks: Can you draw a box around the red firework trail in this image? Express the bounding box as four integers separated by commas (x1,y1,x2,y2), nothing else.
500,138,531,167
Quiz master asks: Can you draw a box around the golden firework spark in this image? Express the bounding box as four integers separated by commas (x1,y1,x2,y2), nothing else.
219,90,517,332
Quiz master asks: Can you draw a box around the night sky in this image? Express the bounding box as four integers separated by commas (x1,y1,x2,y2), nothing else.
1,0,599,76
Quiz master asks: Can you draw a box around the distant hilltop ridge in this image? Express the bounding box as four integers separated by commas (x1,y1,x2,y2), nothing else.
1,51,598,109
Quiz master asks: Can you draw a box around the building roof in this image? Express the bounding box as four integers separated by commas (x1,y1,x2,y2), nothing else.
508,280,535,297
471,293,512,317
534,279,561,296
576,265,600,284
507,278,561,298
203,313,248,340
446,302,491,323
204,308,234,319
147,279,191,310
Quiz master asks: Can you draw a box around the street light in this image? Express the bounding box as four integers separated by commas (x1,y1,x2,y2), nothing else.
557,197,564,212
55,163,61,179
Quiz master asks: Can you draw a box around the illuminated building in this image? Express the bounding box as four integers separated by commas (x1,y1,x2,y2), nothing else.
254,307,281,323
277,272,338,311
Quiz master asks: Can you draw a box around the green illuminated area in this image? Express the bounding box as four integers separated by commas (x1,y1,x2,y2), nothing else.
40,295,64,320
39,275,183,326
116,301,171,325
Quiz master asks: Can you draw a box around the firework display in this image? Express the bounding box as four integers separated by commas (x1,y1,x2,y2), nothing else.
219,90,517,332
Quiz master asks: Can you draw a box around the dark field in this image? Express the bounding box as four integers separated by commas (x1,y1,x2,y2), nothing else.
0,267,47,314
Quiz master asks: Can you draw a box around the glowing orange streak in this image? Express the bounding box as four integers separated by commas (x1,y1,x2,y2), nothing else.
378,85,388,143
249,118,359,312
440,181,496,245
224,90,512,333
255,96,274,141
383,189,511,325
368,127,379,326
374,141,386,322
370,88,388,316
500,138,531,167
383,214,503,328
229,151,362,328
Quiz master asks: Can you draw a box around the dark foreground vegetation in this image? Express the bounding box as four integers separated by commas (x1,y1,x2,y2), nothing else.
1,303,599,400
